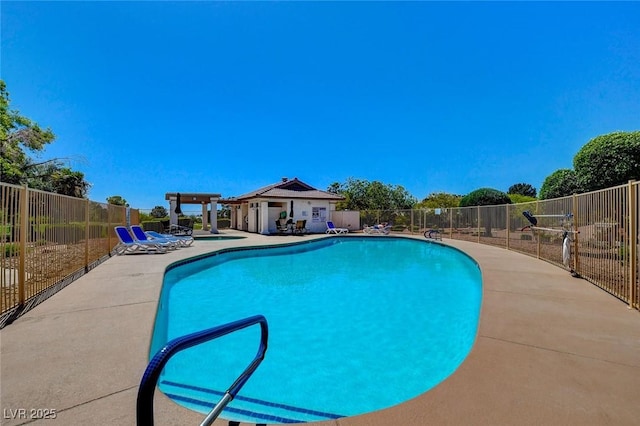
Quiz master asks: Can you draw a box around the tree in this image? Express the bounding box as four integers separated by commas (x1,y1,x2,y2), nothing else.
106,195,129,207
573,131,640,192
328,178,368,210
50,167,90,197
539,169,581,200
388,184,418,210
415,192,463,209
459,188,512,237
508,183,537,198
13,160,90,198
1,80,55,184
1,80,90,197
327,178,417,211
150,205,168,218
459,188,512,208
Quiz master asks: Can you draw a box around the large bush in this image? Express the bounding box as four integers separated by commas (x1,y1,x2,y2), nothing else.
507,183,537,198
459,188,512,207
150,205,168,218
539,169,582,200
459,188,511,237
574,131,640,191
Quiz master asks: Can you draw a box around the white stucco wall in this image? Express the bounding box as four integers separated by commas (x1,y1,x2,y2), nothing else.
242,198,338,234
330,210,361,231
247,203,259,233
305,201,333,233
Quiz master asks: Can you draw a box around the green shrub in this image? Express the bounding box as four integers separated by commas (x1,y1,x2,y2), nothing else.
508,183,537,198
459,188,512,207
141,221,165,233
539,169,582,200
3,242,19,257
459,188,511,237
574,131,640,192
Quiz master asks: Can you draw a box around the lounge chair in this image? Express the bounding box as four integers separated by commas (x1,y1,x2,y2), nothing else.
294,220,307,235
145,230,194,247
130,225,179,250
276,218,293,234
170,218,194,236
326,221,348,234
363,224,392,235
114,226,168,255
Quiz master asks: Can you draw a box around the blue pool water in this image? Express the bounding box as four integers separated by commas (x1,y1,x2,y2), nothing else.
151,236,482,424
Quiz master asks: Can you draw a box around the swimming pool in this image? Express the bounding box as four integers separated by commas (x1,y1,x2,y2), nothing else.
151,236,482,424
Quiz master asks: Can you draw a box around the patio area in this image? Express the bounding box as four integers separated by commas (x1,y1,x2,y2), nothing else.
1,231,639,426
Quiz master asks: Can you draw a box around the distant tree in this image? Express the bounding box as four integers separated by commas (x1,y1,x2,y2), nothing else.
218,205,231,219
388,184,417,210
508,183,537,198
150,205,168,218
138,211,152,223
539,169,582,200
327,182,342,194
49,167,90,197
106,195,129,207
327,178,416,211
459,188,512,208
415,192,463,209
459,188,511,237
573,131,640,192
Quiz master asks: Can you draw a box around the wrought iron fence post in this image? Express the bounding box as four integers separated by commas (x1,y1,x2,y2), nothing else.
18,185,28,306
477,206,480,243
536,200,541,259
506,204,510,250
85,199,90,271
572,193,579,274
107,204,112,256
628,180,637,309
411,210,414,235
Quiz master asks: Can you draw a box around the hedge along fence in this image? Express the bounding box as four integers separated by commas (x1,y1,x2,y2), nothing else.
361,181,638,312
0,183,139,327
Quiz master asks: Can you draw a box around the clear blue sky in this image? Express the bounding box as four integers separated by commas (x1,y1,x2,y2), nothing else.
2,1,639,210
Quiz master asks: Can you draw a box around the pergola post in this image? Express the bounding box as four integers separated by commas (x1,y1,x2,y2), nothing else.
169,196,178,226
201,203,209,231
164,193,222,233
210,196,219,234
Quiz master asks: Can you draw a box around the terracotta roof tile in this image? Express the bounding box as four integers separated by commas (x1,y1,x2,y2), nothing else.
233,178,344,201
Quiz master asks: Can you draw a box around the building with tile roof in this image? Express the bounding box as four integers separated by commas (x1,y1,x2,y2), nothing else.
221,177,345,235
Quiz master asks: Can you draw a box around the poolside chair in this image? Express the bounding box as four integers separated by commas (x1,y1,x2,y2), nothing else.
130,225,179,250
114,226,168,255
276,218,293,234
294,220,307,235
145,230,194,247
169,218,194,236
326,221,348,234
363,224,392,235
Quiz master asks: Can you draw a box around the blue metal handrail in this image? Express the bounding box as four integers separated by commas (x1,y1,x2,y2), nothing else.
136,315,268,426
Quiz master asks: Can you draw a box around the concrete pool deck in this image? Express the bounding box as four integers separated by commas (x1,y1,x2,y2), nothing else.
1,231,639,426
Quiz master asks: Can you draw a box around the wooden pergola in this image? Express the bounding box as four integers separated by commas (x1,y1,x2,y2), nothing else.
164,192,221,233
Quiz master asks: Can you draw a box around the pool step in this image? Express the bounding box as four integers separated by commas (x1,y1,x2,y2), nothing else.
160,380,344,424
